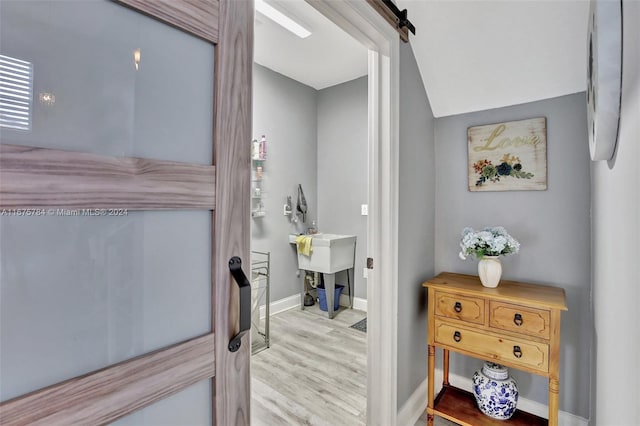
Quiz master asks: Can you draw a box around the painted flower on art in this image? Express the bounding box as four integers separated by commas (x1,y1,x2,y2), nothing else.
474,154,534,187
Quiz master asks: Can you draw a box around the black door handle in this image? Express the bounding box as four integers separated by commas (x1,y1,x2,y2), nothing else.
228,256,251,352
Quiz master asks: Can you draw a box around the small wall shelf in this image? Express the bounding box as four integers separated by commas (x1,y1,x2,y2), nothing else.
251,145,266,218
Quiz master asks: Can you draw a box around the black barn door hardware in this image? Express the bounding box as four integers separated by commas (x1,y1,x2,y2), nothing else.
228,256,251,352
381,0,416,35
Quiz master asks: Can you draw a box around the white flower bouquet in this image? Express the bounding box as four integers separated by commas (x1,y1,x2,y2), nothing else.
459,226,520,260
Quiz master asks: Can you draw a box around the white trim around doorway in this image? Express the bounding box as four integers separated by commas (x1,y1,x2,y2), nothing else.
305,2,400,424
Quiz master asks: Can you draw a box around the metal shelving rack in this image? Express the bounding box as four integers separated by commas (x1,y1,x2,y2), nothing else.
251,250,270,354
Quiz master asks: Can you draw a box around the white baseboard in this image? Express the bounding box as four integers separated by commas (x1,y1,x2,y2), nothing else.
397,369,588,426
397,377,429,426
258,293,368,319
340,293,368,312
259,293,300,319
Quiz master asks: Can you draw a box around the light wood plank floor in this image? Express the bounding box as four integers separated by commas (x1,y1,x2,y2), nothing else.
251,305,456,426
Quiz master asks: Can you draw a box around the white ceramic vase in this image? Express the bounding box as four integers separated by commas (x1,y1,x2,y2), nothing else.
478,256,502,288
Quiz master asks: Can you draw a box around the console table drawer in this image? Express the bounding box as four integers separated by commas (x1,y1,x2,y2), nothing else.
435,291,485,325
489,301,551,339
434,320,549,373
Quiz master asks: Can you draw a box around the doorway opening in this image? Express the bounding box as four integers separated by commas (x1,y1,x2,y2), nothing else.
250,0,400,424
251,1,368,423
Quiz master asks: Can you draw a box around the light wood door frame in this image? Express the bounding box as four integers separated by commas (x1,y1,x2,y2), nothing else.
213,0,253,424
0,0,252,424
306,1,400,425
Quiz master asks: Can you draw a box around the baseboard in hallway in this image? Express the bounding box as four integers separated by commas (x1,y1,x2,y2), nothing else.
259,292,367,319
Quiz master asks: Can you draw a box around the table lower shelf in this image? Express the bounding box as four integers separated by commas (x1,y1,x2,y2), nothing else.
432,385,547,426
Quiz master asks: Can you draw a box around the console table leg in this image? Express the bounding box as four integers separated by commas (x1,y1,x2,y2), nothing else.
549,377,559,426
427,345,435,425
442,349,450,386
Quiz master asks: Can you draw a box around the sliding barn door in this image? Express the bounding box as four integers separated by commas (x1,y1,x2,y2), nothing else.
0,0,252,424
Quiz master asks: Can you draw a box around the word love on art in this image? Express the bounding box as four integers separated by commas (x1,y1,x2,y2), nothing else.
473,123,543,152
467,117,547,192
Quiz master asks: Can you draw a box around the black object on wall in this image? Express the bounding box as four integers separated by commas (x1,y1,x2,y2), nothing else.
382,0,416,35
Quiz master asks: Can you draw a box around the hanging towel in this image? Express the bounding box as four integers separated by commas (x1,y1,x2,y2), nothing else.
297,184,308,223
295,235,313,256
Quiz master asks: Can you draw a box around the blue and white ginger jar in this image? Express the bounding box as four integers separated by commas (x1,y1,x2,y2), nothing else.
472,362,519,420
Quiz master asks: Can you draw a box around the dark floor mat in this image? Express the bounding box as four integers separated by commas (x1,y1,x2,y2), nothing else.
350,317,367,333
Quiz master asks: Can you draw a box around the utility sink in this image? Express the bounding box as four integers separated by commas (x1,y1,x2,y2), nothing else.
289,233,356,274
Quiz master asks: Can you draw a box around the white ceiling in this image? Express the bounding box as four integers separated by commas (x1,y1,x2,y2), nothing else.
397,0,590,117
254,0,590,116
254,0,368,90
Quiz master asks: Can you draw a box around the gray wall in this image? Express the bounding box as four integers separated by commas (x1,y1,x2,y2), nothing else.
396,43,436,408
434,93,591,418
591,1,640,424
252,65,368,303
317,76,368,299
252,64,318,302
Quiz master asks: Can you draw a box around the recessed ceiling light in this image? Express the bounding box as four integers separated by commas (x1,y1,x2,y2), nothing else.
255,0,311,39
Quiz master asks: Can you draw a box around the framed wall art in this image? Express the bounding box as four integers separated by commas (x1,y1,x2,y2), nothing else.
468,117,547,192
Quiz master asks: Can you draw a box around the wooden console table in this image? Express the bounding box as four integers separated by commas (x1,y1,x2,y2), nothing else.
423,272,567,426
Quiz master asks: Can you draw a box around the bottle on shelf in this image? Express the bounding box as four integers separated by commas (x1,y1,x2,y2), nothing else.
308,220,318,234
251,135,266,218
260,135,267,160
251,139,260,160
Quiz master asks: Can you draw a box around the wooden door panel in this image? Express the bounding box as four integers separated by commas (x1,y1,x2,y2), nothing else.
212,0,253,424
113,380,213,425
0,144,215,209
0,334,215,426
0,0,252,423
114,0,220,43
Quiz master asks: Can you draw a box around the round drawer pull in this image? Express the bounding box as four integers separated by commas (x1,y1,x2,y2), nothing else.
453,331,462,342
454,302,462,313
514,313,523,326
513,345,523,358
